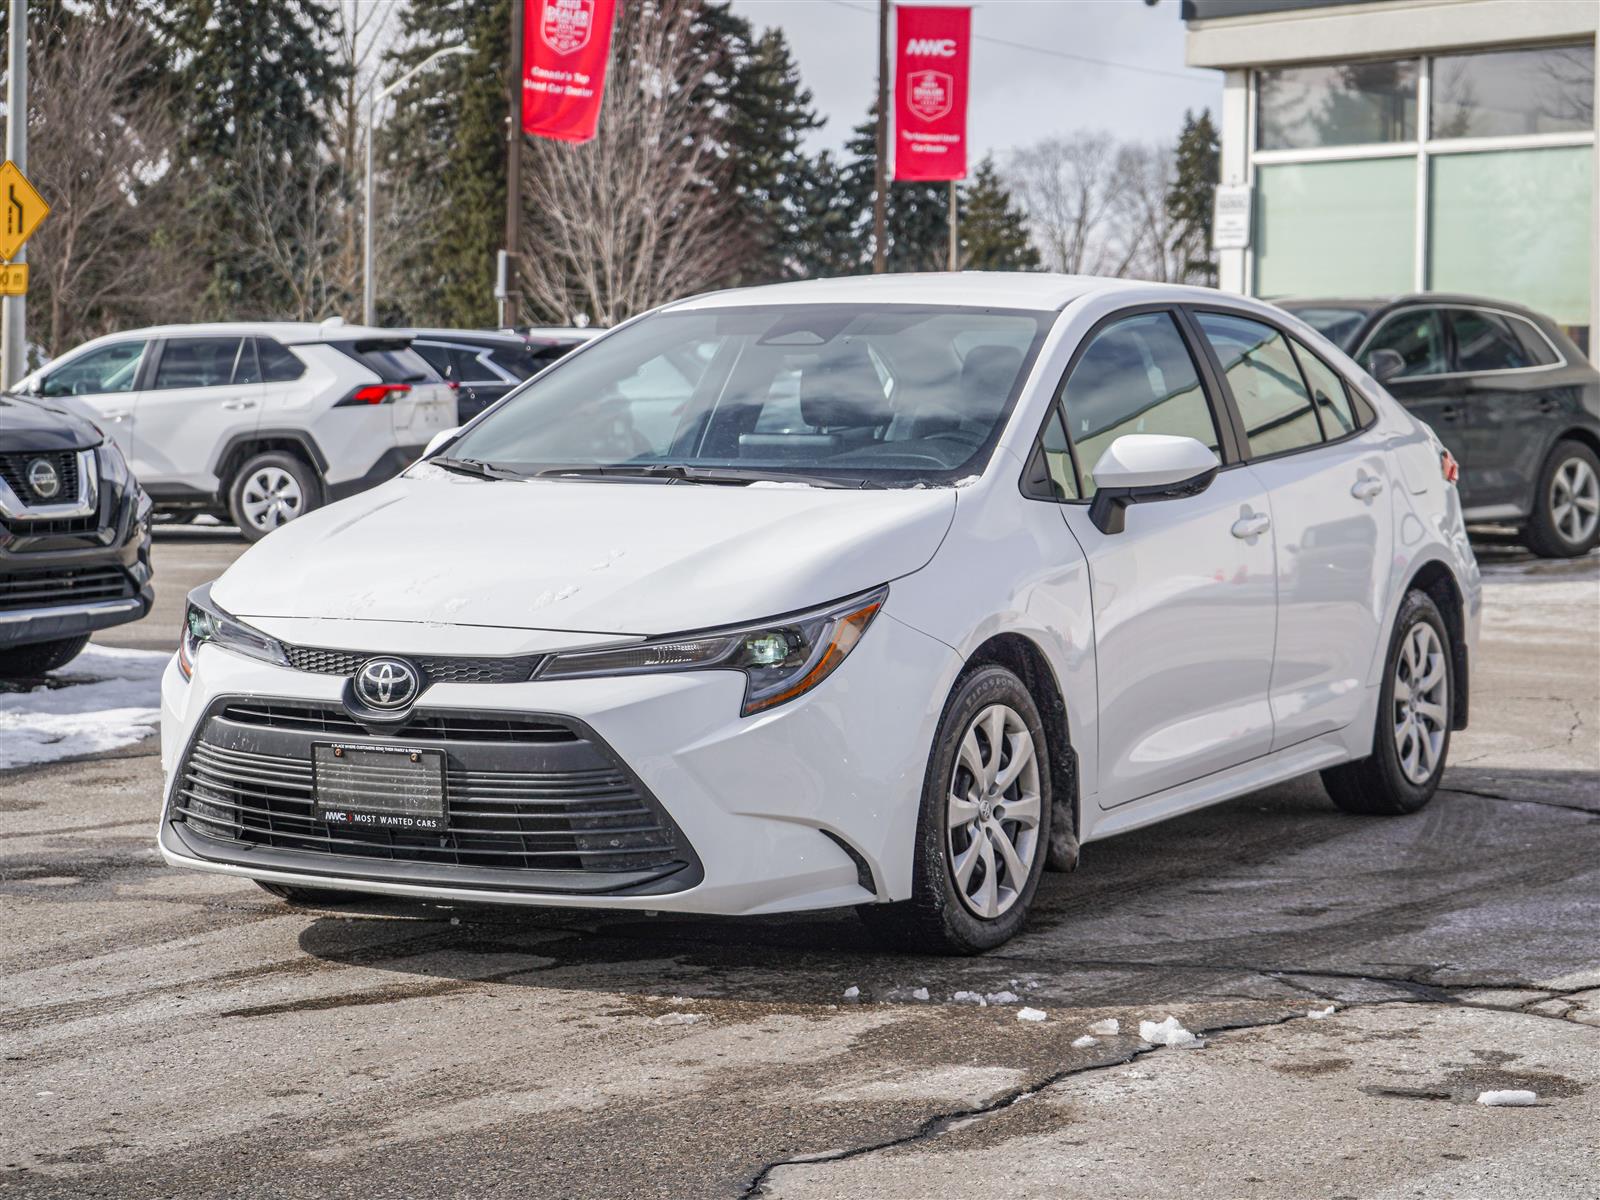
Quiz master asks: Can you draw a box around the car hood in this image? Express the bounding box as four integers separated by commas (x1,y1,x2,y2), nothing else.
0,392,100,450
213,471,957,637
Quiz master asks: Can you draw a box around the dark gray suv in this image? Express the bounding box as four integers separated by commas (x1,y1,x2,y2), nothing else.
1281,295,1600,558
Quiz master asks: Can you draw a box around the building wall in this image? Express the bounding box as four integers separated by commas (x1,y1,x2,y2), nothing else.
1186,0,1599,362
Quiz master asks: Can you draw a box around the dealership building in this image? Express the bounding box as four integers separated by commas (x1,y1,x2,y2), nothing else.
1182,0,1598,361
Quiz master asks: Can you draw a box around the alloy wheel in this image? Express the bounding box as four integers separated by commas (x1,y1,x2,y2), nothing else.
1393,623,1448,785
239,467,305,532
1550,455,1599,547
946,703,1042,919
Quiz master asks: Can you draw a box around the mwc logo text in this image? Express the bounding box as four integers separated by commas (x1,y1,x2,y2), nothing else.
904,37,958,57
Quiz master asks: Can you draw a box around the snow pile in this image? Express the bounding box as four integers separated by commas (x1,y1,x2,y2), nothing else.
1476,1090,1538,1107
842,986,860,1001
985,990,1020,1005
1087,1018,1120,1036
1307,1005,1336,1020
952,991,987,1006
653,1012,703,1026
1139,1016,1203,1048
1016,1007,1047,1022
1071,1035,1099,1048
0,646,168,770
911,987,930,1002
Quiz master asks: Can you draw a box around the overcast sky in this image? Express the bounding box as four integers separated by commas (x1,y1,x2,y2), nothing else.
728,0,1222,162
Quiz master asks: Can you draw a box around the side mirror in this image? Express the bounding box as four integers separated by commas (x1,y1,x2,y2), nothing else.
1366,348,1405,383
422,426,462,459
1088,434,1220,535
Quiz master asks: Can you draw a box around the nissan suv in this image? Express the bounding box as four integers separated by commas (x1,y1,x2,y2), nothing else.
1,391,153,677
14,321,456,542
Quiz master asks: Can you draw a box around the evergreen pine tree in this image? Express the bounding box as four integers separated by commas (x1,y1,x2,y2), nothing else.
958,157,1039,271
790,150,861,279
1167,108,1220,286
841,103,949,273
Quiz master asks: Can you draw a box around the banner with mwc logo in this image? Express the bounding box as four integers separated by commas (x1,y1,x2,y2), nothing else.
521,0,619,143
893,5,972,183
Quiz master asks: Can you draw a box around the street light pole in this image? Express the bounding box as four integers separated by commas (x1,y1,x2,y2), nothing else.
362,44,470,326
2,0,27,388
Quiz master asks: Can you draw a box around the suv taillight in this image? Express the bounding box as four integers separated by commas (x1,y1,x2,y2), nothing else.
1441,449,1459,484
336,382,412,406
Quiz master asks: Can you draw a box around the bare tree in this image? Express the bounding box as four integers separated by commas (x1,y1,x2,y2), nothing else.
22,3,199,355
1111,141,1184,283
518,1,743,326
1006,132,1128,277
325,0,401,307
234,137,346,321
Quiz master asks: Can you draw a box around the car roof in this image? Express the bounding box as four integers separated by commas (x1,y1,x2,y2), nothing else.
1278,294,1552,320
62,320,404,348
410,329,529,347
665,272,1235,314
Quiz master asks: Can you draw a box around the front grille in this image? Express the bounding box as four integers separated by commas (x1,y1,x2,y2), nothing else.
170,701,694,883
0,566,131,611
283,645,544,684
0,450,79,504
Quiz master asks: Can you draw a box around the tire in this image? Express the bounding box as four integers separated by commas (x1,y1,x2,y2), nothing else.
1321,589,1453,816
0,634,91,679
227,451,322,543
1521,439,1600,558
858,664,1052,955
255,880,364,906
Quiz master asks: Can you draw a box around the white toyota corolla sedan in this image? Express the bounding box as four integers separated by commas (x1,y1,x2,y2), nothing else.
159,274,1480,953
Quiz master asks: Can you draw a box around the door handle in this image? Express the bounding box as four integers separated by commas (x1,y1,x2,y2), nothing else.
1351,476,1384,501
1438,404,1461,421
221,399,257,411
1231,513,1271,539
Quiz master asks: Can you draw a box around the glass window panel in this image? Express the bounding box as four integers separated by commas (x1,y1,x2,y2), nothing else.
1508,317,1559,367
1196,313,1323,457
256,339,307,383
152,338,242,391
1429,147,1594,331
1255,159,1417,298
1432,45,1594,139
1059,312,1217,498
1258,59,1418,150
1360,309,1448,377
1448,309,1534,372
1039,407,1079,501
1282,305,1368,350
1291,338,1358,437
39,341,147,397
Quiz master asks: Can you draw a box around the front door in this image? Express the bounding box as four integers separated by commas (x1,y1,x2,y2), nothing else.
33,339,150,460
1045,309,1278,809
1357,307,1473,496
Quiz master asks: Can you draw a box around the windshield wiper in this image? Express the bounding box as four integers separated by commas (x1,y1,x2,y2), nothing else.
429,456,524,481
537,464,855,489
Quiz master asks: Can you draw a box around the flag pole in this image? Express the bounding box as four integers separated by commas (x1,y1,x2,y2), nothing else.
503,0,524,328
948,180,958,271
873,0,889,273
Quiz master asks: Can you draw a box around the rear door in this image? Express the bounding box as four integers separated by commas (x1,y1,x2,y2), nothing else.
1193,311,1394,750
130,336,262,488
1042,308,1278,808
33,339,150,460
1355,307,1471,491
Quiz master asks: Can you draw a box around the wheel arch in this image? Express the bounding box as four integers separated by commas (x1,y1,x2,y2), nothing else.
963,631,1080,866
213,430,329,491
1405,559,1470,731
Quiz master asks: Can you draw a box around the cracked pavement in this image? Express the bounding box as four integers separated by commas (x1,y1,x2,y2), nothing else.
1,536,1596,1199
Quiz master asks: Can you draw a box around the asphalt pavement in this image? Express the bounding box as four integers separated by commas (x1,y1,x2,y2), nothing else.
1,530,1597,1199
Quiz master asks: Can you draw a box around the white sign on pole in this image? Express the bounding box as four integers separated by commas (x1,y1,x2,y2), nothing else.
1212,184,1253,251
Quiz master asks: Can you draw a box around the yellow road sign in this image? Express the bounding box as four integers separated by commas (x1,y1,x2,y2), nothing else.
0,160,48,262
0,263,27,295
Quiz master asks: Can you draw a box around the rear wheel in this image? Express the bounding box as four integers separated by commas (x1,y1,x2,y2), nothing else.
1522,439,1600,558
859,665,1051,954
255,880,364,906
1321,589,1452,816
228,452,321,542
0,634,91,679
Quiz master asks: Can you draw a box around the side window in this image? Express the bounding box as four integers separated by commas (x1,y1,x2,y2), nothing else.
450,348,497,382
1059,311,1218,498
151,338,242,390
413,343,453,379
1448,309,1534,372
1196,312,1323,457
1290,337,1360,437
1360,309,1447,377
256,338,307,383
39,340,148,397
1507,316,1559,367
1037,407,1079,500
233,338,261,385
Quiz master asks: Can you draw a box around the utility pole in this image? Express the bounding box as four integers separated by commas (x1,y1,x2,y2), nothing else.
873,0,889,274
2,0,26,389
503,0,524,329
948,180,958,271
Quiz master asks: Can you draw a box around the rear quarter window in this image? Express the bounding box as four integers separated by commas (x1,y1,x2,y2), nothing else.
254,338,307,383
331,340,437,383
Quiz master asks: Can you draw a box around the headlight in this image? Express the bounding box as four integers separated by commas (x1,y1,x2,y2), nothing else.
538,586,887,716
178,582,288,679
97,440,130,489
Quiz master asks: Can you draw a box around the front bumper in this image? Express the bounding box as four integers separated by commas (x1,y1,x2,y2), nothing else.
158,611,961,915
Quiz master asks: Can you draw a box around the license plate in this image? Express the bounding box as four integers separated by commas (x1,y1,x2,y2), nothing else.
313,743,446,832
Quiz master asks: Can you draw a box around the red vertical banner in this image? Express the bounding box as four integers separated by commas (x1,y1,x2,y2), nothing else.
893,5,971,182
521,0,619,143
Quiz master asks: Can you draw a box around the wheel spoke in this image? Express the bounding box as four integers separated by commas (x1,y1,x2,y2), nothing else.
1414,699,1447,727
972,834,999,917
994,728,1035,792
948,793,980,829
1002,791,1041,828
990,823,1028,889
952,838,981,890
1393,676,1412,702
981,707,1006,786
958,729,985,784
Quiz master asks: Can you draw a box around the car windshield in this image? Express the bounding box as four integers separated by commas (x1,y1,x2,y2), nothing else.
1281,305,1369,349
445,304,1052,487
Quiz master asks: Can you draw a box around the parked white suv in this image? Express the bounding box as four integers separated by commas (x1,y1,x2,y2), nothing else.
15,321,455,540
159,276,1480,953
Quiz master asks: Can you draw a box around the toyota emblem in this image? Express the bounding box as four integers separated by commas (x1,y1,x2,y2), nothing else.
26,458,61,500
354,657,421,710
